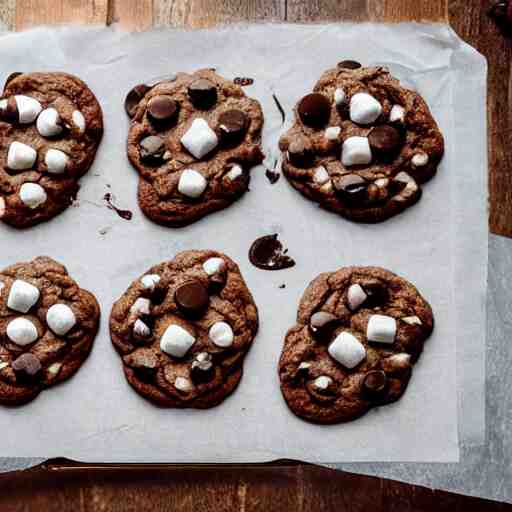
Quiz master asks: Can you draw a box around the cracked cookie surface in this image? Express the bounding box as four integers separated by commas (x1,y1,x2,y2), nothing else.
279,63,444,223
126,69,264,227
278,266,433,424
0,256,100,405
109,250,258,408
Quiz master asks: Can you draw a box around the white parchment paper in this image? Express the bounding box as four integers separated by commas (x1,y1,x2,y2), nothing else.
0,23,487,462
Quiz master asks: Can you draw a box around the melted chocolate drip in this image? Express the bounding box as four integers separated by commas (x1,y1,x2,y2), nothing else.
103,193,133,221
249,234,296,271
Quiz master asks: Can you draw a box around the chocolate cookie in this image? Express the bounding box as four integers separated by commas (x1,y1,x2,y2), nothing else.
278,266,433,424
126,69,264,227
0,72,103,228
109,250,258,408
0,256,100,405
279,63,444,223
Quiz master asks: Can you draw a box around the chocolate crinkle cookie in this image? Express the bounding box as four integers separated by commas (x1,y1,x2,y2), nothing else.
125,69,265,227
0,256,100,405
109,250,258,408
278,266,433,424
279,61,444,223
0,72,103,228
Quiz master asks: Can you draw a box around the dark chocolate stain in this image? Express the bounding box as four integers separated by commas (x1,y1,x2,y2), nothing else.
234,77,254,86
103,193,133,221
265,168,280,184
279,284,286,289
249,234,296,271
272,93,286,125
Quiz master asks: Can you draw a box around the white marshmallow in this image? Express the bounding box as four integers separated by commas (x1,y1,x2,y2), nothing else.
0,99,7,111
141,274,160,290
347,284,367,311
36,108,62,137
6,317,38,346
226,164,243,181
298,362,311,370
402,315,422,326
48,362,62,376
178,169,207,198
180,118,218,159
72,110,86,133
390,104,405,123
0,362,8,370
46,303,76,336
7,280,40,313
175,376,193,392
209,321,234,348
342,136,372,166
203,257,226,276
367,314,397,344
45,148,68,174
313,375,332,390
382,353,411,373
130,297,150,316
15,95,42,124
313,166,330,186
0,281,4,291
393,171,418,200
411,152,429,167
328,331,366,369
0,197,5,218
325,126,341,141
334,88,346,106
160,324,196,358
19,183,47,209
349,92,382,125
133,319,151,338
7,141,37,170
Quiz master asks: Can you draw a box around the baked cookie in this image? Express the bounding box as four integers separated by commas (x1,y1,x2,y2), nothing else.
279,62,444,223
125,69,264,226
0,256,100,405
0,72,103,228
109,250,258,408
278,266,433,424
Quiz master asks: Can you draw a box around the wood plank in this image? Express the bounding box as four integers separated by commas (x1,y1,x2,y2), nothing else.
111,0,153,31
0,0,15,30
369,0,448,22
286,0,370,22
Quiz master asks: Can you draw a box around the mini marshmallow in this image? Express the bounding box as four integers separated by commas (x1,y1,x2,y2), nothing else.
203,257,226,276
334,88,346,106
6,317,38,346
48,362,62,376
175,376,193,392
209,321,234,348
130,297,151,315
411,152,429,167
180,118,219,159
72,110,86,133
393,171,418,201
0,281,4,291
178,169,207,198
313,375,332,390
7,279,40,313
45,148,68,174
350,92,382,125
375,178,389,188
347,283,367,311
36,108,63,137
7,141,37,170
160,324,196,358
133,319,151,338
367,314,397,344
328,331,366,369
313,166,330,186
46,303,76,336
325,126,341,141
19,183,47,209
342,136,372,166
402,315,422,326
141,274,160,290
226,164,243,181
0,197,5,218
298,362,311,370
381,353,411,373
15,95,42,124
390,104,405,123
0,362,8,370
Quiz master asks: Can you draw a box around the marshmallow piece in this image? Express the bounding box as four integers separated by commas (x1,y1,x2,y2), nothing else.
0,99,7,110
48,362,62,376
45,148,68,174
349,92,382,125
36,108,63,137
226,164,243,181
375,178,389,188
313,375,332,390
0,361,8,370
0,281,4,291
390,104,405,123
133,319,151,338
313,166,330,186
381,353,411,374
393,171,418,200
334,88,346,106
209,321,234,348
402,315,422,326
203,257,226,276
411,152,429,167
160,324,196,358
325,126,341,141
175,376,193,392
180,118,219,159
7,141,37,170
178,169,207,198
298,362,311,370
347,283,367,311
328,331,366,369
6,317,38,346
20,183,47,209
46,303,76,336
0,197,5,218
342,136,372,166
72,110,86,133
367,314,397,344
130,297,150,315
141,274,160,290
7,280,40,313
15,95,42,124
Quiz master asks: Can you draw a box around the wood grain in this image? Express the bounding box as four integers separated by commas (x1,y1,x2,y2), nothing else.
111,0,153,30
0,0,15,30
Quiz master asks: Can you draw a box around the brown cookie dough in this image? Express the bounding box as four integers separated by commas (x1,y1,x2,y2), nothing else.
126,69,264,227
279,62,444,223
0,72,103,228
0,256,100,405
278,266,433,424
109,250,258,408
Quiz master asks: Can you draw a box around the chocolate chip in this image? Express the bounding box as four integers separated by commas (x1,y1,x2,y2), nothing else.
368,125,403,159
190,352,214,383
188,79,217,110
333,174,368,204
208,269,227,294
337,60,362,70
124,348,159,379
288,137,313,168
309,312,338,342
362,282,389,308
363,370,387,397
0,96,19,124
4,72,22,88
298,93,331,128
12,353,41,382
248,234,296,271
124,84,151,118
147,95,179,126
139,135,166,166
218,109,247,145
175,281,209,317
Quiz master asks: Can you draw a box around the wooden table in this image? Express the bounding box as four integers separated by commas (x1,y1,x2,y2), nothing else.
0,1,510,510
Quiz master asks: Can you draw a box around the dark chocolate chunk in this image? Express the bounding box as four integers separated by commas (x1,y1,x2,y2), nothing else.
233,77,254,86
175,281,209,317
188,78,217,110
190,352,214,383
0,96,19,124
147,95,179,125
208,267,227,294
12,353,42,381
362,282,389,308
125,84,151,118
248,234,296,271
337,60,362,70
288,137,313,168
363,370,388,397
309,312,339,342
139,135,166,166
368,125,403,158
333,174,368,204
218,109,247,145
297,93,331,128
265,168,280,184
124,348,159,379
